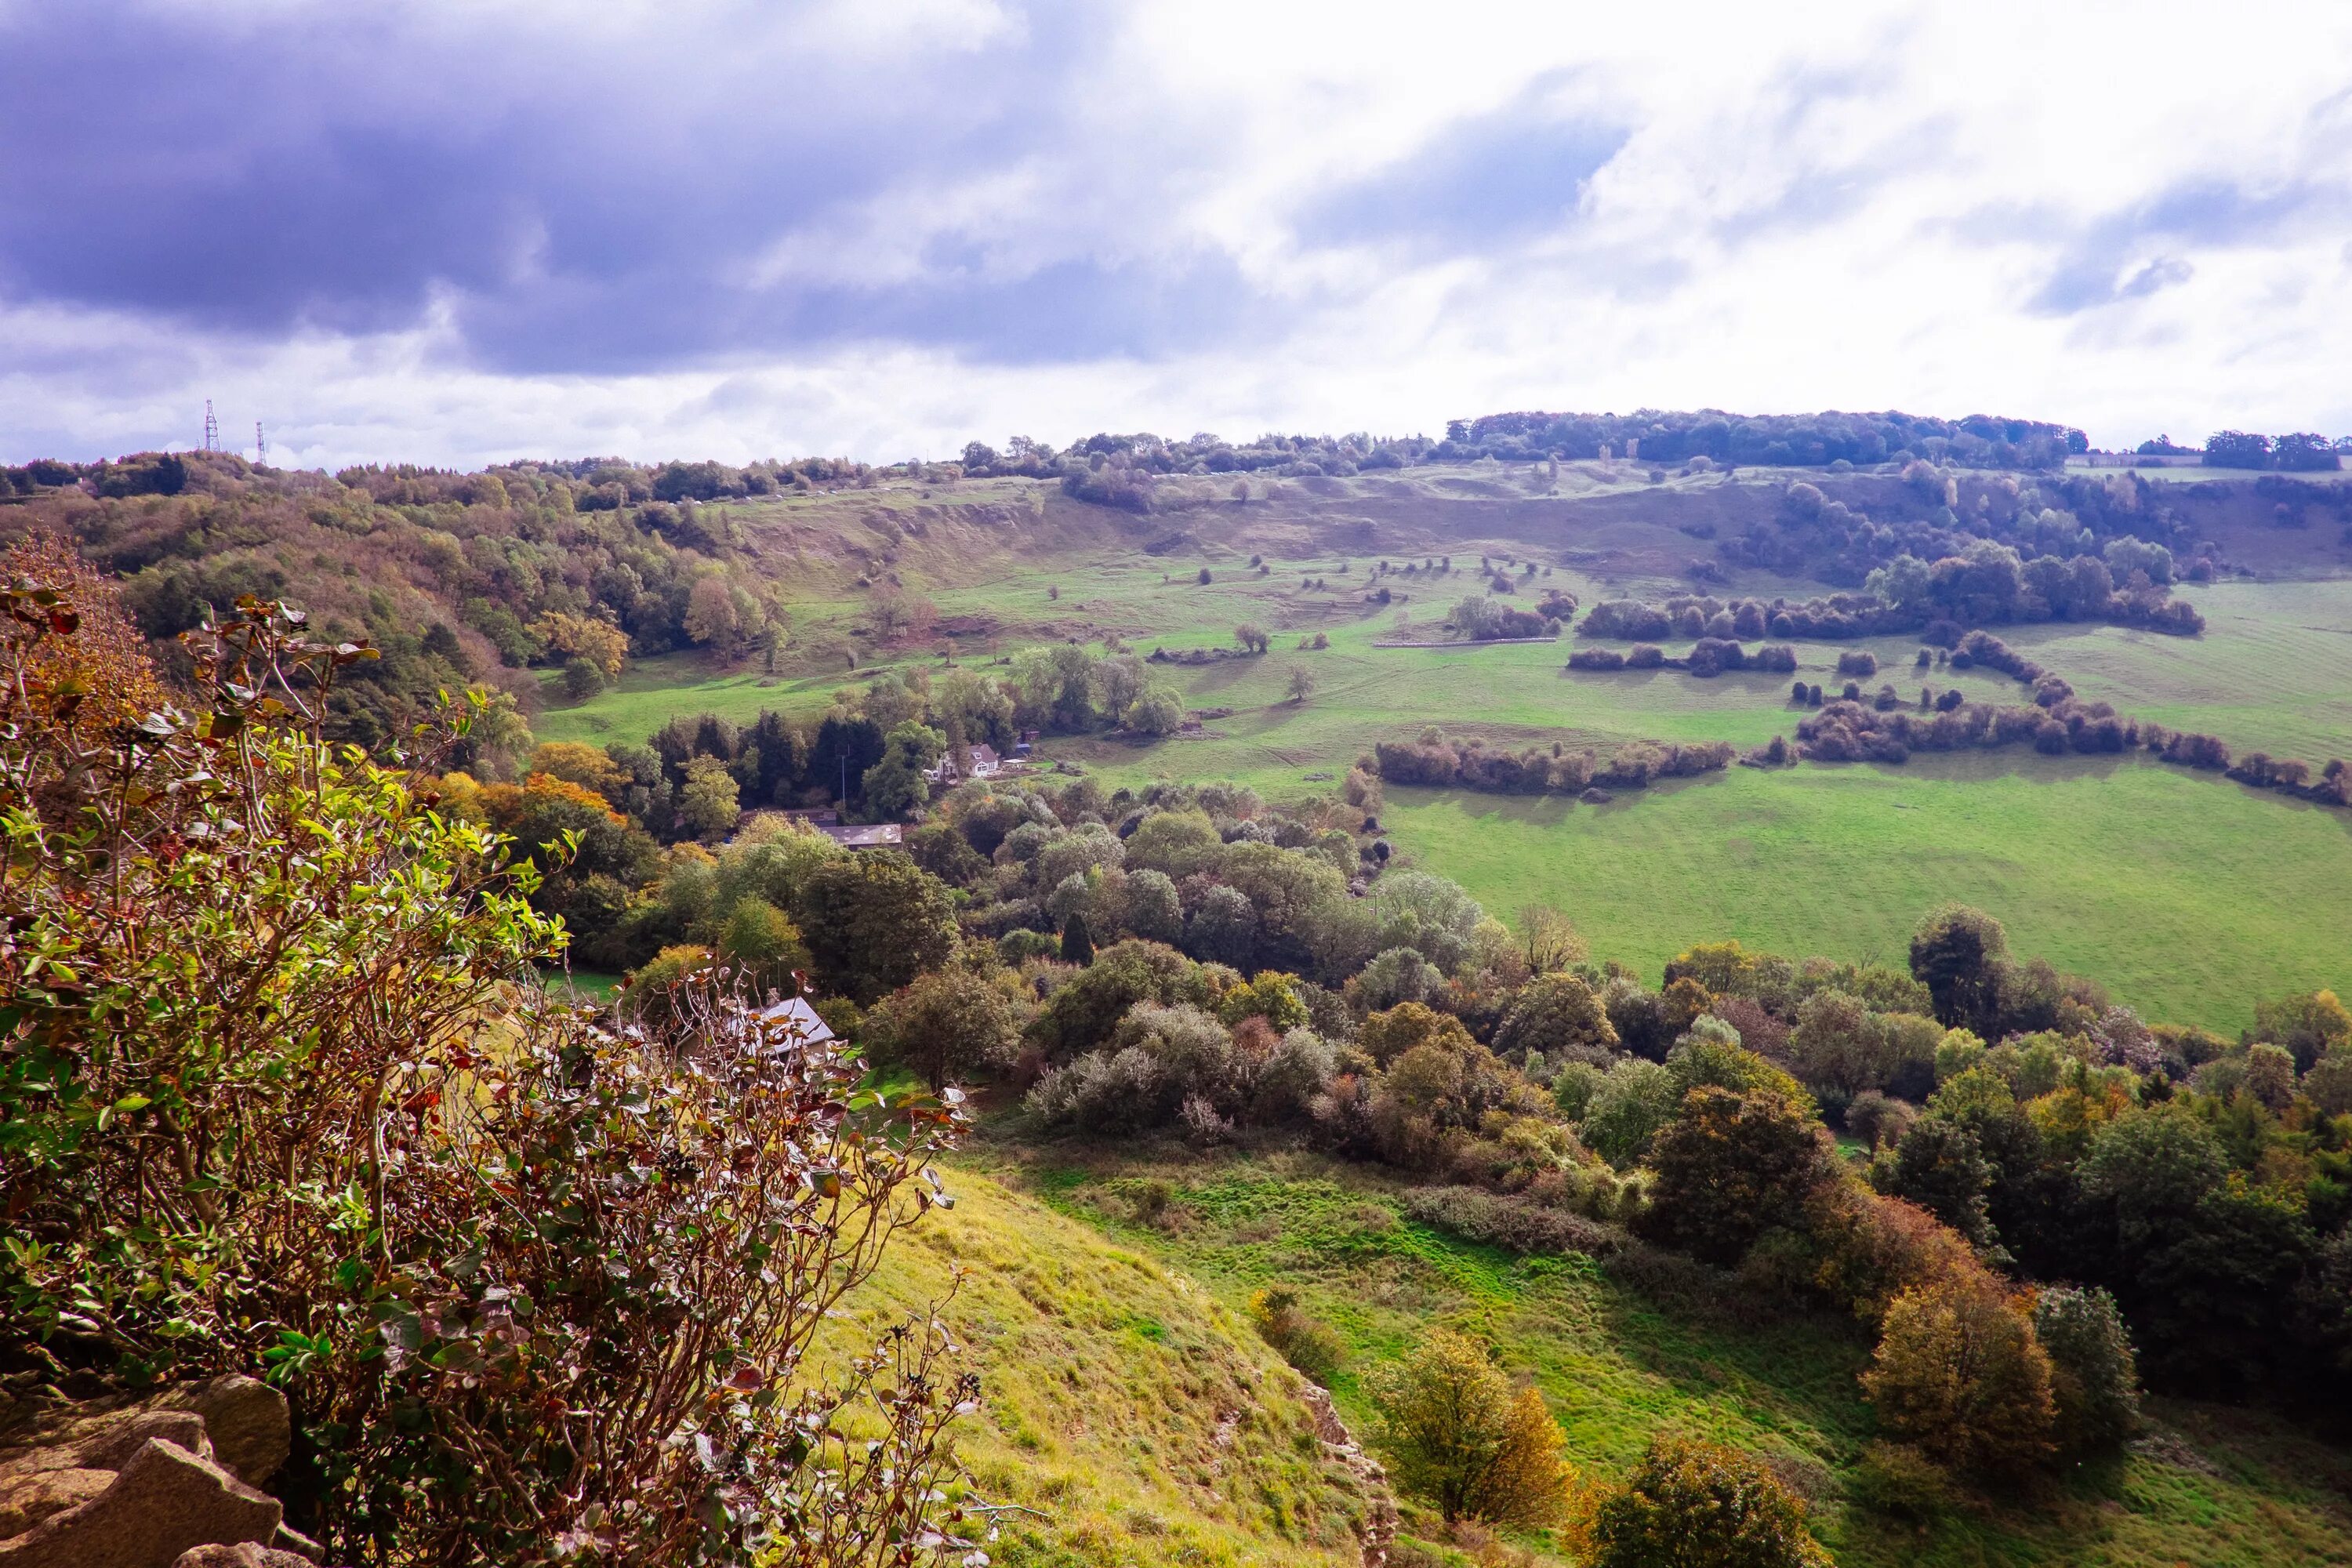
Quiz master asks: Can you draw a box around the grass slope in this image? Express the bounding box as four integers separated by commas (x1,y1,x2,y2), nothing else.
837,1167,1378,1568
1376,753,2352,1036
2008,579,2352,764
990,1149,2352,1568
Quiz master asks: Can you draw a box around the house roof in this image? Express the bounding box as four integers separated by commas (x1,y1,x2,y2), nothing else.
754,995,836,1043
821,822,903,848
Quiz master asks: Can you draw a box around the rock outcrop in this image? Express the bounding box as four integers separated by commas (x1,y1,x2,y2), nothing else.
0,1374,316,1568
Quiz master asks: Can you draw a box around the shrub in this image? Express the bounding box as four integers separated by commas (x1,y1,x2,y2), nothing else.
1860,1281,2057,1476
1845,1441,1953,1523
0,592,978,1563
1583,1436,1829,1568
1370,1329,1573,1525
2031,1285,2142,1454
1844,1090,1916,1150
1248,1285,1345,1384
1835,649,1878,678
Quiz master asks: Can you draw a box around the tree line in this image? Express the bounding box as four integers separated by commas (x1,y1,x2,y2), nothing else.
1786,630,2351,806
1715,467,2214,632
1371,729,1737,797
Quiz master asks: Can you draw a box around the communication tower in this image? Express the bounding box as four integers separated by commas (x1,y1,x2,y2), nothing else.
256,423,267,466
203,400,220,452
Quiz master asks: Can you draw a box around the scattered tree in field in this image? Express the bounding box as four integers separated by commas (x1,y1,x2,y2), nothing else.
1370,1329,1572,1525
1198,567,1213,585
1287,666,1316,703
1581,1436,1830,1568
1236,622,1270,653
1125,686,1185,735
1861,1281,2056,1476
562,654,606,700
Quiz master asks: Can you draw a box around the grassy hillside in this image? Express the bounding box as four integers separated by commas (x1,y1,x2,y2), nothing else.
2008,579,2352,764
837,1167,1381,1568
1374,754,2352,1037
978,1148,2352,1568
489,470,2352,1032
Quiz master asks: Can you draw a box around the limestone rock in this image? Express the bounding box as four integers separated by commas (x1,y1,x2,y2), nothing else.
270,1522,325,1563
0,1467,112,1540
72,1412,212,1474
0,1437,281,1568
154,1379,289,1488
171,1545,314,1567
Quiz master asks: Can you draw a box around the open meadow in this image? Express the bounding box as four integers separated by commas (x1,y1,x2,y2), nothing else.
531,479,2352,1032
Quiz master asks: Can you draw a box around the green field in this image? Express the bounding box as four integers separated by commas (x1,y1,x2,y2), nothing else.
527,488,2352,1033
1374,755,2351,1036
987,1150,2352,1568
2009,579,2352,764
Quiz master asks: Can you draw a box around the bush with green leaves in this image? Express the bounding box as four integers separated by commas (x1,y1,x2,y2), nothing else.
1247,1285,1345,1385
1581,1436,1829,1568
2031,1283,2143,1454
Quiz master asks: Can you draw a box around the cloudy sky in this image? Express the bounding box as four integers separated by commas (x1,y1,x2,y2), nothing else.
4,0,2349,470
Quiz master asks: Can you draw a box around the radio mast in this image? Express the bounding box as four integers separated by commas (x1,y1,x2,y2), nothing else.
256,423,267,466
203,400,220,452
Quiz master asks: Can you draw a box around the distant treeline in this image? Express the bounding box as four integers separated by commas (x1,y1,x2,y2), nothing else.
1446,408,2084,470
1581,542,2204,643
1714,468,2245,619
1567,640,1799,676
1371,731,1737,797
0,451,798,753
2142,431,2348,471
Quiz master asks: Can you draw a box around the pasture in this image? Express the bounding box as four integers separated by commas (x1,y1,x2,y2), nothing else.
527,495,2352,1033
1376,755,2351,1036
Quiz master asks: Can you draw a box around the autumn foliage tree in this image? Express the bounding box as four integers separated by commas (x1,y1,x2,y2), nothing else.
1860,1279,2057,1477
1369,1328,1572,1526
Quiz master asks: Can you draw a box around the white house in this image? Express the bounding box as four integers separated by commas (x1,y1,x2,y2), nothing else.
924,742,1004,786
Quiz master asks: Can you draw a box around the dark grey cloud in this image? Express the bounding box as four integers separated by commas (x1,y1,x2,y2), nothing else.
0,1,1270,371
2022,177,2336,314
1297,79,1628,256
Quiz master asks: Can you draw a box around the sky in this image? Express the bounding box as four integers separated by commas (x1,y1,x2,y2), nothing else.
3,0,2350,470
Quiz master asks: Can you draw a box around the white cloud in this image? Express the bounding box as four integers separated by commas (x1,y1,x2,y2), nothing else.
4,0,2350,466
